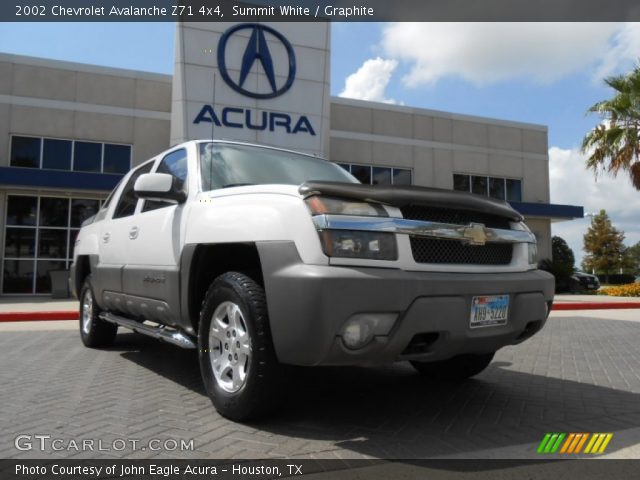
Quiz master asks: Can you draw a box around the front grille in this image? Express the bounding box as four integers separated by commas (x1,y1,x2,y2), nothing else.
409,238,513,265
401,205,511,229
401,204,514,265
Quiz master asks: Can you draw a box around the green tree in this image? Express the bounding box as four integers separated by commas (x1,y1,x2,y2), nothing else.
538,236,575,292
582,210,626,282
582,65,640,190
624,241,640,275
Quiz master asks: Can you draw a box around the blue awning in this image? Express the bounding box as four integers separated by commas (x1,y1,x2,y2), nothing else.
0,167,123,191
510,201,583,220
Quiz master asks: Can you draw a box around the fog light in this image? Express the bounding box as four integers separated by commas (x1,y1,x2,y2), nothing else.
340,313,397,350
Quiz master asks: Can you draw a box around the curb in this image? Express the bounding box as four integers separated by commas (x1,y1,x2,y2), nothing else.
0,311,79,322
552,302,640,311
0,303,639,322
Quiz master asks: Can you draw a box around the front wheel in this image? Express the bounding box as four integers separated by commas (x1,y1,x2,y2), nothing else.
410,352,495,380
79,276,117,348
198,272,281,421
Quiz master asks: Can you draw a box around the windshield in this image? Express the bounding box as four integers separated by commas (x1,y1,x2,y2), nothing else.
199,143,357,191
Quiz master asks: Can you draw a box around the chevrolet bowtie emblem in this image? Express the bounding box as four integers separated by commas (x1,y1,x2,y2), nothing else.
462,223,488,246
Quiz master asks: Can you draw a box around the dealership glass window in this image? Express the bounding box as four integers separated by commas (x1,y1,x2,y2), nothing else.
2,195,104,295
71,199,100,227
334,163,413,186
454,174,522,202
42,139,72,170
4,229,36,258
10,136,41,168
506,179,522,202
489,177,506,200
471,175,488,196
393,168,412,186
10,135,131,173
6,196,37,226
37,229,68,258
74,141,102,172
2,260,35,294
103,144,132,174
350,165,371,184
39,197,69,227
453,174,471,193
372,167,392,185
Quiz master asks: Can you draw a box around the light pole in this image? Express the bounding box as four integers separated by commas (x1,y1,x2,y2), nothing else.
584,212,596,275
619,254,623,275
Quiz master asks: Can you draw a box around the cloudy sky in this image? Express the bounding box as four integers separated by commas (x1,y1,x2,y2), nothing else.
1,22,639,265
332,23,640,266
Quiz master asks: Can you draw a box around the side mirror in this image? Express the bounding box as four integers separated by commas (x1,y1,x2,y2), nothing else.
134,173,186,203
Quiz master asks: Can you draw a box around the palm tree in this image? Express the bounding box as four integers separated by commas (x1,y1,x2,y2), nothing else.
582,65,640,190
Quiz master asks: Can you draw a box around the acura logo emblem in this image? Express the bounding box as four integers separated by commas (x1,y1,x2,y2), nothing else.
217,23,296,99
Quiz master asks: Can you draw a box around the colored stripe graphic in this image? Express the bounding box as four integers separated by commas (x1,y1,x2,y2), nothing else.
560,433,575,453
574,433,589,453
537,433,552,454
585,433,613,454
537,433,565,453
539,433,613,454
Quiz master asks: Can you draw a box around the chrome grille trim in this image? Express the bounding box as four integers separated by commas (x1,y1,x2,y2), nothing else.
311,214,535,245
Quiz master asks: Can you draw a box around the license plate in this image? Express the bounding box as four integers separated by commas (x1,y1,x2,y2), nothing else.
470,295,509,328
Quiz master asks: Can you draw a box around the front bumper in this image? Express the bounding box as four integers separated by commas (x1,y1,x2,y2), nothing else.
258,242,554,366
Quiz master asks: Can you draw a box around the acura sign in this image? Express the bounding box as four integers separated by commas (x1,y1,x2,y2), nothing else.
217,23,296,99
193,23,315,136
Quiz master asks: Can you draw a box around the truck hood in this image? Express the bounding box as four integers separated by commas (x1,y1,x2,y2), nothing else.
204,184,303,198
299,181,523,222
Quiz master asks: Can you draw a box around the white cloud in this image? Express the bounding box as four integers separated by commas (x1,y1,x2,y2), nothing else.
339,57,398,103
595,22,640,79
379,22,639,87
549,146,640,266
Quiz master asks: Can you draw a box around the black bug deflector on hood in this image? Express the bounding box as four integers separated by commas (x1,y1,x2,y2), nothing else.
299,181,523,222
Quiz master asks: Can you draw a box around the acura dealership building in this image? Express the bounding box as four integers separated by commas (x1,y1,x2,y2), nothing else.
0,22,582,295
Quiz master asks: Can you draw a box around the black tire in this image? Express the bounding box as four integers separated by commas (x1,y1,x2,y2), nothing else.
79,276,117,348
198,272,281,421
410,352,495,380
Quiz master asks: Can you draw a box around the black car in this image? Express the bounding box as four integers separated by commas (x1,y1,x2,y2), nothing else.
569,271,600,293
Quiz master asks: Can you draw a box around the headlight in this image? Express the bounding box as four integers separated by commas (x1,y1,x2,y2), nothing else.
306,196,387,217
319,230,398,260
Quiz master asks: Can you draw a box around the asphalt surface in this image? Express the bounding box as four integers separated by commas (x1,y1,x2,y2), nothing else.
1,309,639,460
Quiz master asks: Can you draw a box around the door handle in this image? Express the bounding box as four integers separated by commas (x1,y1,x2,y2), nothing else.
102,232,110,243
129,226,139,239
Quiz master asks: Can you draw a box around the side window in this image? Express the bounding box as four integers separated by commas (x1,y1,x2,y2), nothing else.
102,179,123,211
112,162,154,219
142,149,188,213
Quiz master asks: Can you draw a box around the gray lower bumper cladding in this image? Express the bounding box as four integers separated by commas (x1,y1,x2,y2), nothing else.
258,242,554,366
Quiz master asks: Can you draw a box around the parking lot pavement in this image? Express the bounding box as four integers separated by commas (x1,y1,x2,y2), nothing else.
1,310,640,460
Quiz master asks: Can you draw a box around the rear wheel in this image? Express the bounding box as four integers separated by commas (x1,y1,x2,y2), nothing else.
79,276,117,348
198,272,281,421
410,352,495,380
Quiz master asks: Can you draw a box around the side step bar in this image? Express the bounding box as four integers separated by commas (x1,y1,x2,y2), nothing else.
99,312,196,349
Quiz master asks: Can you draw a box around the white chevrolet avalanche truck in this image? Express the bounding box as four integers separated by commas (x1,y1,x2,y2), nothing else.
71,140,554,420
